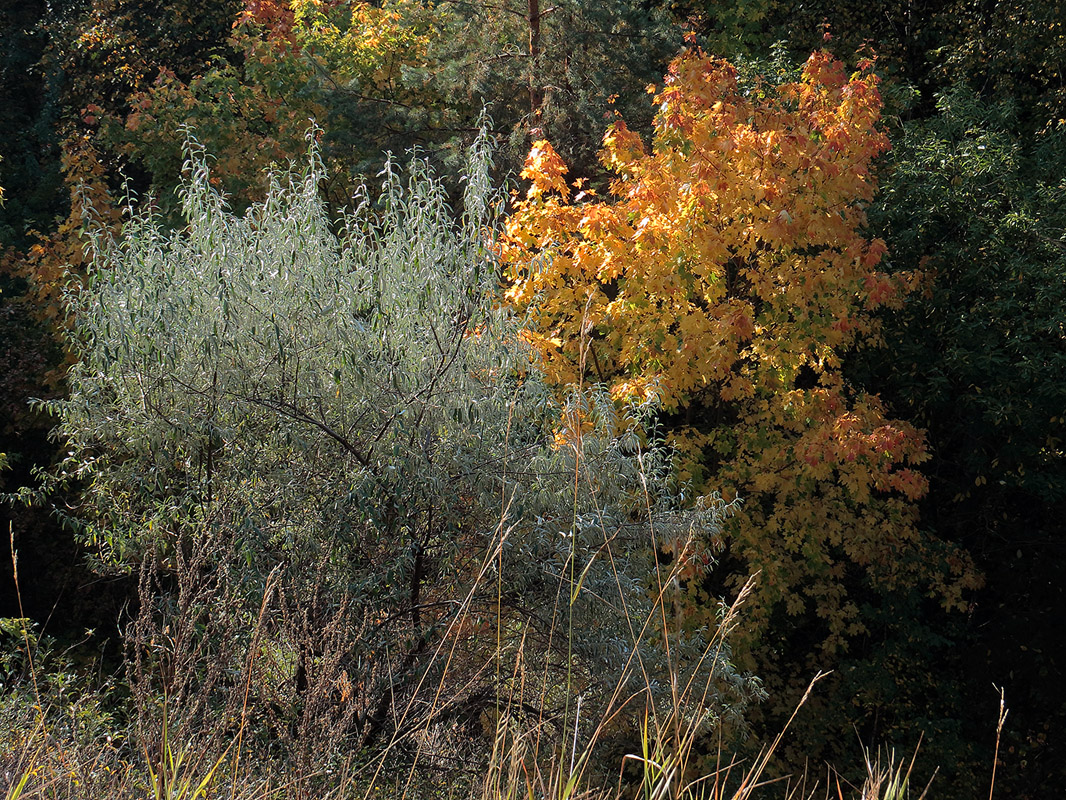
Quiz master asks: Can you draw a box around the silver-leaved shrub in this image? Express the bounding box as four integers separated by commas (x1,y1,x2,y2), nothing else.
40,129,761,783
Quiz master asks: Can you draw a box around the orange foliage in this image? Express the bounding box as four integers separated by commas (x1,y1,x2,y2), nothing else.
501,49,979,654
19,136,119,321
238,0,299,49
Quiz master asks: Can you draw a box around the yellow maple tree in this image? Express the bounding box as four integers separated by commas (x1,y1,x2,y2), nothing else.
501,49,979,655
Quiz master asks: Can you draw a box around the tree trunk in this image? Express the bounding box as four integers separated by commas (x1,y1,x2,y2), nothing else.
528,0,542,120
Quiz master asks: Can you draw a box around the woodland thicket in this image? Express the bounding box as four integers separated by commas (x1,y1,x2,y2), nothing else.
1,1,1064,797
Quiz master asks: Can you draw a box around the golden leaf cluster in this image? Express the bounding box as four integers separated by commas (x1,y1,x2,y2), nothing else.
502,50,980,654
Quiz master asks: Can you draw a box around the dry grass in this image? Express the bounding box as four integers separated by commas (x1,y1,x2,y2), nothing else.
1,527,956,800
2,419,960,800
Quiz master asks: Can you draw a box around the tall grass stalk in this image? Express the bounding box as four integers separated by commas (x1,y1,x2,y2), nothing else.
9,523,41,714
988,687,1008,800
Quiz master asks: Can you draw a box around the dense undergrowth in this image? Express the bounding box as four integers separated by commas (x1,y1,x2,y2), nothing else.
0,129,1000,800
3,591,966,800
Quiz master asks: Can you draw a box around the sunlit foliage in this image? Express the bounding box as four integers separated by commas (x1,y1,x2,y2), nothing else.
501,49,980,657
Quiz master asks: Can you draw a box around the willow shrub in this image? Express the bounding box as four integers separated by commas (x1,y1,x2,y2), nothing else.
35,130,760,784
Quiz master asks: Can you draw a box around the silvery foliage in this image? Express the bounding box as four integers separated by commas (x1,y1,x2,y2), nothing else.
46,128,759,744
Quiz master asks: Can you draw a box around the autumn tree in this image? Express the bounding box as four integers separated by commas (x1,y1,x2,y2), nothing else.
502,49,979,670
55,0,243,114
